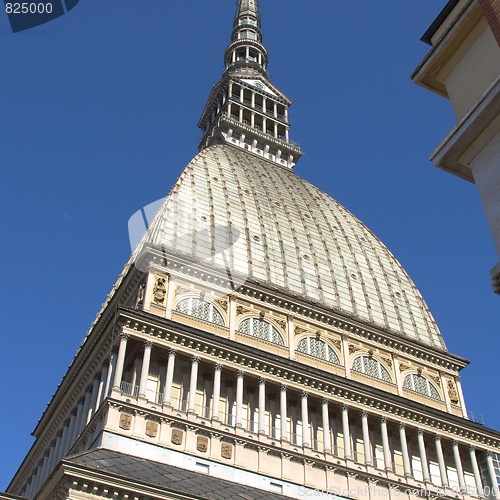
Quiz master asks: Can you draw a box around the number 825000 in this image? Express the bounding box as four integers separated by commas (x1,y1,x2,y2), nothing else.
5,2,53,14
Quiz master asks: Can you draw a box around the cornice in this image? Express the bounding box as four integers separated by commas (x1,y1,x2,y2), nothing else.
116,306,500,449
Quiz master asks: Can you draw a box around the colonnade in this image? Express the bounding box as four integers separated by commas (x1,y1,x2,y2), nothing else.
109,334,499,499
23,349,118,499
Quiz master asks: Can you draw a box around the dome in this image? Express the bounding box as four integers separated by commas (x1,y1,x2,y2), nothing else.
145,145,445,350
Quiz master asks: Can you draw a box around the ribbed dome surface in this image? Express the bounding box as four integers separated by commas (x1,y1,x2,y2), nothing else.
147,145,445,350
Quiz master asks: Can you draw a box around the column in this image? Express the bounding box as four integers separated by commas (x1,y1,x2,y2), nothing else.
280,384,288,441
287,315,294,359
235,371,244,427
416,429,431,482
104,347,117,398
163,348,176,406
300,391,310,447
486,451,500,500
229,295,237,340
434,435,449,487
113,333,129,389
87,373,101,424
398,424,412,478
341,404,352,459
188,356,200,413
380,417,392,472
29,464,40,497
138,340,153,398
392,356,403,396
142,272,156,312
158,360,166,402
79,386,93,434
212,363,222,420
96,360,109,408
49,430,63,471
468,446,484,497
39,450,50,488
361,410,372,465
258,377,266,434
451,440,467,492
58,419,71,459
321,398,331,453
455,377,468,418
342,335,350,378
165,274,175,319
68,400,84,449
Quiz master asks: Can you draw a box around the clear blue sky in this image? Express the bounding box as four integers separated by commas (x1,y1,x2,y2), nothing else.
0,0,498,491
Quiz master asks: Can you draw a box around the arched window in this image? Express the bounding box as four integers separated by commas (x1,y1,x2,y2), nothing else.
297,337,340,364
175,297,224,326
238,317,284,345
352,356,392,383
403,373,441,400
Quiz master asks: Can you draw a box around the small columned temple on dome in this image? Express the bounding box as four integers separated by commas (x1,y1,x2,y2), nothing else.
3,1,500,499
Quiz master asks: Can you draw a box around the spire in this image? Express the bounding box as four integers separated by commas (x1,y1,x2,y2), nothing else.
197,1,302,168
224,0,268,77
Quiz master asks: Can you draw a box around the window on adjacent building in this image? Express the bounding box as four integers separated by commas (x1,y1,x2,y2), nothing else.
403,373,441,400
296,337,340,364
237,317,284,345
352,356,392,383
175,297,224,326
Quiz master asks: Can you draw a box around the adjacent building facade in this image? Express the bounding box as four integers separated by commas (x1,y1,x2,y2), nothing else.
3,1,500,499
412,0,500,293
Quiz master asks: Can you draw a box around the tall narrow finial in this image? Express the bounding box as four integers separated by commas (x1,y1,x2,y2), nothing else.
224,0,267,77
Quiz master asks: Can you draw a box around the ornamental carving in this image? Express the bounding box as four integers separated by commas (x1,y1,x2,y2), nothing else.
448,380,459,405
145,420,158,438
215,298,228,312
119,412,132,431
295,326,309,335
236,305,249,316
399,363,410,373
332,339,342,350
153,277,167,305
175,285,190,296
171,428,184,445
221,442,233,460
275,319,286,330
382,357,392,368
197,436,209,453
348,344,360,355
